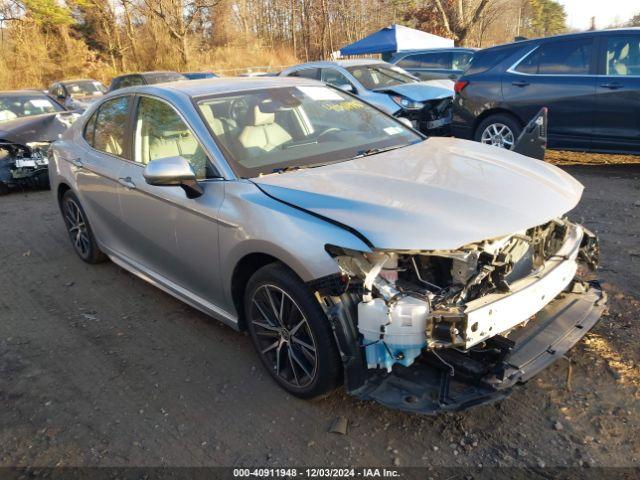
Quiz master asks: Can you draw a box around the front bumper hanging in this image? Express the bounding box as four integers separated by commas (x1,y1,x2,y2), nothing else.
346,281,606,414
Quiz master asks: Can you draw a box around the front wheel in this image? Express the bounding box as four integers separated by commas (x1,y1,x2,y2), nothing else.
475,114,522,150
245,263,342,398
61,190,107,264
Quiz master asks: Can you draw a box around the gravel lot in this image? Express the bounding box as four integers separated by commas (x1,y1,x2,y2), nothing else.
0,164,638,471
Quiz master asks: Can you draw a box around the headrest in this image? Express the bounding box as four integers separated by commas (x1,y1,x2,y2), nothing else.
251,105,275,126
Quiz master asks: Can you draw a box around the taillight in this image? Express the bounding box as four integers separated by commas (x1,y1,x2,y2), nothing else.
454,80,469,94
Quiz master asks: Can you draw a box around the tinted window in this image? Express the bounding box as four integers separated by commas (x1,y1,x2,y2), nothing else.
93,96,131,158
452,52,473,71
321,68,353,88
605,35,640,76
134,96,213,179
114,75,144,90
466,46,519,76
397,52,452,69
287,68,320,80
516,39,592,75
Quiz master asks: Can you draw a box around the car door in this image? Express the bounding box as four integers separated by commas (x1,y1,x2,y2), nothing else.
117,95,226,306
502,37,597,150
592,32,640,152
74,95,132,254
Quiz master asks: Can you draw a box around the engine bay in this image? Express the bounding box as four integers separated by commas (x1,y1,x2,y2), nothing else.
323,217,600,373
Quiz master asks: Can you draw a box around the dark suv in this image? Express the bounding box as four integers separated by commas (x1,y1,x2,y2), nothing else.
108,71,187,92
452,29,640,154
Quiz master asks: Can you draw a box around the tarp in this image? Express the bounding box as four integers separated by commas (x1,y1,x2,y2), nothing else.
339,24,454,56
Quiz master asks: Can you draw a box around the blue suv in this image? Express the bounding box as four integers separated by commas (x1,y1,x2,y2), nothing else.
452,29,640,154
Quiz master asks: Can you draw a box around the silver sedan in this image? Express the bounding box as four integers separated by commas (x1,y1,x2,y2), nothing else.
49,77,605,413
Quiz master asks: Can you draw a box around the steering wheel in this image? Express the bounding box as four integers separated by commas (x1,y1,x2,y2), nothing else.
229,98,250,123
317,127,341,141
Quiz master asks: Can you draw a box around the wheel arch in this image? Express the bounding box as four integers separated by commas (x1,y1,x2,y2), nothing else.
231,252,292,330
57,182,71,206
473,108,525,137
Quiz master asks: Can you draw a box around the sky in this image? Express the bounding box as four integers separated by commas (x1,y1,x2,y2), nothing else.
558,0,638,30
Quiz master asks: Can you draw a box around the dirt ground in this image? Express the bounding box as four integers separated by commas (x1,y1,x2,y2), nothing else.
0,163,639,472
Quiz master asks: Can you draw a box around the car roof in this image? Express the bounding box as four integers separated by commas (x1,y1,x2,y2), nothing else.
286,59,388,69
58,79,101,85
481,27,640,52
113,71,179,79
110,76,327,99
0,89,51,97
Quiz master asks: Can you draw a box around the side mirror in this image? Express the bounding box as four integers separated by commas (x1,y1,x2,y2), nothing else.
337,83,355,93
143,156,203,199
398,117,414,129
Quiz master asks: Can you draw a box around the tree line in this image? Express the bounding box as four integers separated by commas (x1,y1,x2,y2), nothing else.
0,0,634,90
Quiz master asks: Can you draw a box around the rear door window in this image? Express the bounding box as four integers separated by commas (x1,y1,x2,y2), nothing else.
604,35,640,76
515,39,593,75
398,52,452,69
92,96,132,158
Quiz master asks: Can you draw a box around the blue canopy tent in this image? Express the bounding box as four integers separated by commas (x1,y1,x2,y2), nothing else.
339,24,454,60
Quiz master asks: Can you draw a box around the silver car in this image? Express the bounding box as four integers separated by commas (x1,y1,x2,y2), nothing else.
279,60,454,135
49,77,605,413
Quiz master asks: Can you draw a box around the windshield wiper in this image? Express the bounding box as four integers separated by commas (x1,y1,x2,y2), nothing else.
352,144,409,159
272,165,306,174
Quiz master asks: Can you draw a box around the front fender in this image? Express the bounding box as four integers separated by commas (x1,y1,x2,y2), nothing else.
218,180,372,315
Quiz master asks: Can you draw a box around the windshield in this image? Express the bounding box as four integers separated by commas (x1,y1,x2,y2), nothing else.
65,81,106,96
0,94,62,122
197,85,422,178
346,64,417,90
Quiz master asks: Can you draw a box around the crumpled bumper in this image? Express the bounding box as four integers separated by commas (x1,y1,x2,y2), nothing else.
351,281,606,414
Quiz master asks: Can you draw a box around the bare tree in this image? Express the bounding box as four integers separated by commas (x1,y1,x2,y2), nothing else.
142,0,220,66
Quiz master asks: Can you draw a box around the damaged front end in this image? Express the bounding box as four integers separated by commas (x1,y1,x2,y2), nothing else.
393,97,452,136
0,141,51,194
0,111,79,194
312,218,606,413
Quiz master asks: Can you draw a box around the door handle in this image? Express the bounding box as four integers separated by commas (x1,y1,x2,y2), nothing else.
600,81,622,90
70,158,83,168
118,177,136,189
512,80,530,87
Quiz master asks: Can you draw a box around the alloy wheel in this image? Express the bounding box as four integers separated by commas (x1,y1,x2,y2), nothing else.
480,123,515,149
63,197,91,258
249,284,318,388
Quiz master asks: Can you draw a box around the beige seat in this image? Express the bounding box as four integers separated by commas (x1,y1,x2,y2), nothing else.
609,43,630,76
238,106,291,152
201,104,226,137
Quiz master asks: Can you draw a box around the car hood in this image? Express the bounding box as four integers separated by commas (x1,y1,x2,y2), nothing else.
375,80,453,101
252,137,584,251
0,112,72,145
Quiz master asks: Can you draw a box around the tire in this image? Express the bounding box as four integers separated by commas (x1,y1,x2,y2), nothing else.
244,263,342,398
61,190,107,264
475,113,522,150
0,182,9,196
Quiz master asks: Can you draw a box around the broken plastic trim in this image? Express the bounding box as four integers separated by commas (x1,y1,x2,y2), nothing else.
348,281,606,414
